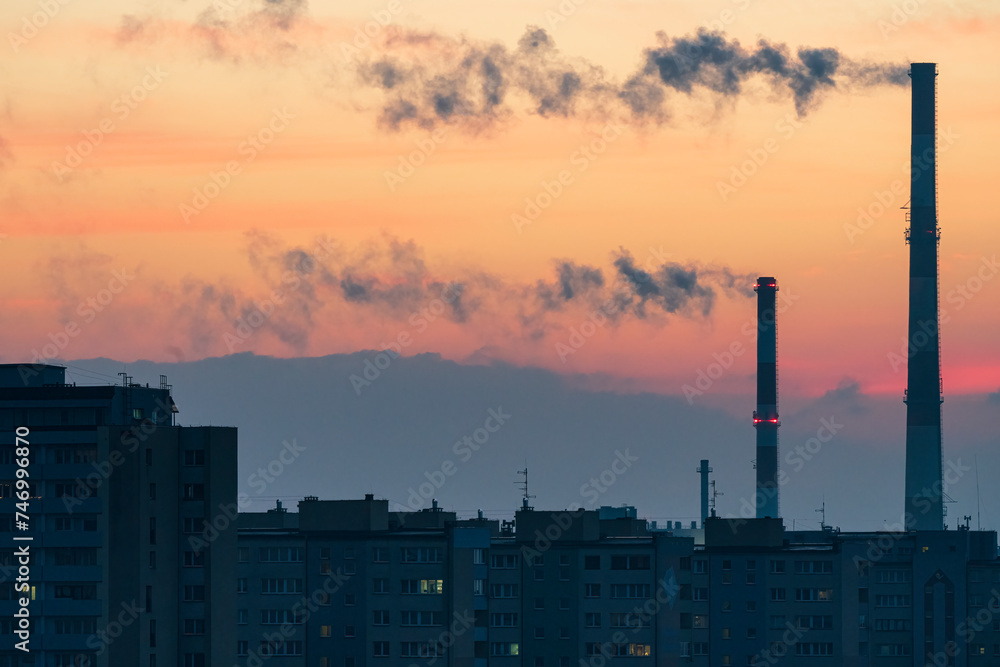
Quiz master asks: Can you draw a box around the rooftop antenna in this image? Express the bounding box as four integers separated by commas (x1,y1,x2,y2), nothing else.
816,497,826,529
516,467,535,511
709,480,722,517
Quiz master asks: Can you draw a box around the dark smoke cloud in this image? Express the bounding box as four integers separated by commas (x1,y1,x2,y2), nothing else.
117,0,309,61
519,251,755,342
359,26,908,130
38,235,753,358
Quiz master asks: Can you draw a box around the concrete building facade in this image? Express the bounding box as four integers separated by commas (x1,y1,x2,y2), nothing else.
0,364,237,667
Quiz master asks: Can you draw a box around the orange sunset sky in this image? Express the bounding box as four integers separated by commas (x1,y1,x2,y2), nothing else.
1,0,998,402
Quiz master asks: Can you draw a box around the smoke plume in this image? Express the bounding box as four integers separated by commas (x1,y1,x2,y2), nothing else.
358,26,909,130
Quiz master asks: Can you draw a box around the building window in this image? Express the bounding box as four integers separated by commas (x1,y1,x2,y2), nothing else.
795,560,833,575
491,554,518,569
559,597,570,610
473,579,485,596
237,642,248,657
345,593,356,606
610,613,650,629
401,579,443,595
401,547,443,563
183,450,205,466
183,654,206,667
534,597,544,609
261,578,304,594
373,642,390,657
373,547,389,563
694,560,708,574
259,547,304,562
611,584,651,599
491,613,519,627
585,555,601,570
770,588,786,602
184,585,206,601
373,578,388,594
320,547,331,559
238,547,249,563
489,583,519,599
183,484,205,500
585,613,601,628
796,643,835,657
401,611,444,626
769,560,786,574
534,627,545,640
473,548,486,564
611,555,651,570
238,609,248,625
344,625,355,637
402,642,445,658
321,625,332,638
795,588,834,602
183,619,205,635
183,551,205,567
237,579,247,594
584,584,601,598
373,610,389,626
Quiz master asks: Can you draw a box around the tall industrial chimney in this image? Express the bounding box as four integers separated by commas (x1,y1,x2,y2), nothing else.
903,63,943,531
697,459,711,527
754,277,779,519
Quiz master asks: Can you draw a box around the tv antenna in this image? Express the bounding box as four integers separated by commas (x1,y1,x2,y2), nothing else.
709,480,723,516
516,468,535,511
816,497,827,529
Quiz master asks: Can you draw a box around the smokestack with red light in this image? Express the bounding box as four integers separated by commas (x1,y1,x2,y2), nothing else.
903,63,944,531
754,276,779,519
